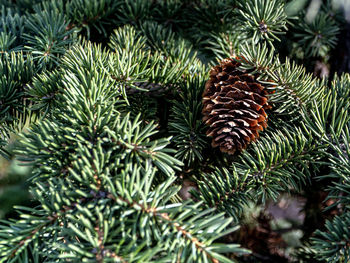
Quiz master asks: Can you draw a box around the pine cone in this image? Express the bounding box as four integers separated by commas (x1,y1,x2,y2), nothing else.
202,58,271,154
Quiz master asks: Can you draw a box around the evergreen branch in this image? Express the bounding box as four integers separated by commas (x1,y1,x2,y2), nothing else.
106,170,247,262
105,114,183,176
26,69,63,115
139,21,175,53
235,126,324,201
115,0,151,25
34,0,120,39
183,0,236,40
150,0,184,28
0,8,26,51
302,75,350,139
294,11,340,58
318,125,350,210
69,0,119,38
311,212,350,263
237,0,288,44
108,193,221,261
169,74,209,167
239,43,325,117
123,94,158,123
108,24,148,54
192,168,253,222
22,163,245,262
294,242,323,263
204,31,242,62
0,202,80,262
195,126,325,217
0,1,348,262
0,52,35,158
23,9,75,70
109,24,191,92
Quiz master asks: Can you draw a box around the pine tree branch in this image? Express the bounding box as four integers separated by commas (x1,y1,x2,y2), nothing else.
107,193,224,263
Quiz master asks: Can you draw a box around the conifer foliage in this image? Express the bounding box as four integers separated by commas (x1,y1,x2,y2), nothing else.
0,0,349,262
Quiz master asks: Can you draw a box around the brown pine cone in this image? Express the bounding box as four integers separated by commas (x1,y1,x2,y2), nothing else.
202,58,272,154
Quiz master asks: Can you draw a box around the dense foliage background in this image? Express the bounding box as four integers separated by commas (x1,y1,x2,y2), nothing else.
1,0,350,262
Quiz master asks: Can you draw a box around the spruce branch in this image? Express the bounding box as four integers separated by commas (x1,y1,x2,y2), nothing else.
311,212,350,263
67,0,120,38
0,205,77,262
184,0,236,38
195,126,325,217
294,11,340,58
169,74,209,167
115,0,151,25
151,0,184,28
33,0,120,39
26,69,63,115
23,9,75,70
234,126,324,200
4,37,247,261
0,8,25,51
204,31,242,62
239,43,325,118
317,125,350,210
302,75,350,140
0,52,35,158
237,0,288,44
0,1,349,262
